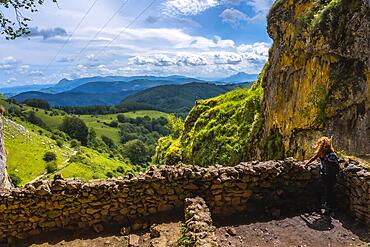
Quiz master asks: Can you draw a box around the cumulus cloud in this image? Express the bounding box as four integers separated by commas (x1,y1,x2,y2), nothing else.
177,55,209,66
163,0,219,16
213,52,242,64
97,65,117,75
219,8,249,26
29,71,44,77
27,27,67,40
0,56,20,70
129,55,176,67
163,0,273,17
236,42,269,68
129,54,209,67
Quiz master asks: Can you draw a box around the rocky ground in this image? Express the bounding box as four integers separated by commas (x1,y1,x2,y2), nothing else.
16,211,369,247
215,211,370,247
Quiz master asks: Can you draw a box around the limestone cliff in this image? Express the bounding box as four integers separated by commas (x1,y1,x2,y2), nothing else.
0,117,12,189
261,0,370,159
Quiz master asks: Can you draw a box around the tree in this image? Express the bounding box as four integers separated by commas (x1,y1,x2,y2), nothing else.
45,160,57,173
0,0,57,40
27,111,49,130
122,139,148,165
43,151,56,162
23,98,50,110
101,135,115,149
59,117,89,145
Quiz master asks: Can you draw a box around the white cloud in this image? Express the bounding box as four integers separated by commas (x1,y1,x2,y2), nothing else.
97,65,117,75
128,54,176,67
0,56,20,70
29,71,44,77
177,54,209,66
163,0,219,16
163,0,274,17
213,52,242,64
86,54,98,62
219,8,249,26
7,78,17,84
237,42,269,63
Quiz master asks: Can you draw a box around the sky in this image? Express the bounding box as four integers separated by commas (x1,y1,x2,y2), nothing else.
0,0,274,86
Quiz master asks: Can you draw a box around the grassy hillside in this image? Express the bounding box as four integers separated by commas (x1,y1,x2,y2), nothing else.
22,107,168,145
120,82,250,116
153,73,265,167
4,117,133,186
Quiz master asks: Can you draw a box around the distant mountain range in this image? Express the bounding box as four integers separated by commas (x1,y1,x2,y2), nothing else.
3,73,257,107
120,82,251,115
0,84,55,97
217,72,258,84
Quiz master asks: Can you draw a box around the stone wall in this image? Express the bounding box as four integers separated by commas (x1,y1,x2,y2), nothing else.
183,197,218,247
0,159,368,242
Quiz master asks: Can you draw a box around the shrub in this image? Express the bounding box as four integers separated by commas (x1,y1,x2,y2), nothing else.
43,151,57,162
116,166,125,174
59,117,89,145
45,161,58,174
70,139,80,148
56,139,64,147
101,135,115,148
106,171,114,178
109,120,118,127
9,173,21,187
122,139,148,165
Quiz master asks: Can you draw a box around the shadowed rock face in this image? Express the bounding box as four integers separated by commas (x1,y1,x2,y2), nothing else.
260,0,370,160
0,117,12,189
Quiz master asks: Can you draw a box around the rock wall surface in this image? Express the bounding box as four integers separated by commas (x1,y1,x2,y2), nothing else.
183,197,218,247
0,159,368,242
0,117,12,189
262,0,370,159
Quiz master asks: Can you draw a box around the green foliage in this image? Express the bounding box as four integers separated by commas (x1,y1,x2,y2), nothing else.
26,111,49,130
43,151,57,162
122,139,149,165
45,161,58,174
23,98,50,110
59,117,89,145
101,135,115,149
153,137,182,165
9,172,21,187
154,68,266,166
177,222,194,247
167,115,184,139
155,85,263,166
3,112,134,185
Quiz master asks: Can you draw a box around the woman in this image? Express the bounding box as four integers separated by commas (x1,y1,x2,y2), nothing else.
306,137,339,213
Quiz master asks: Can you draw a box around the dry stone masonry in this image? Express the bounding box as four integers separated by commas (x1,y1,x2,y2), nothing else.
183,197,218,247
0,158,368,243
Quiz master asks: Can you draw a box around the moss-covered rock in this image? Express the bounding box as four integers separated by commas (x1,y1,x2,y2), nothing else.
262,0,369,159
154,69,265,166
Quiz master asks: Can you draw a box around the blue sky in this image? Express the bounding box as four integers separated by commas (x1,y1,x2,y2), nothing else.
0,0,273,86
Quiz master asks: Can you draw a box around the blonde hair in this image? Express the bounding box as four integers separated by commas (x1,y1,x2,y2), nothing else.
314,136,334,157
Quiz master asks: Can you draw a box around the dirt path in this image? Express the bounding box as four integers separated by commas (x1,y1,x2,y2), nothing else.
215,212,370,247
14,211,369,247
21,223,180,247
